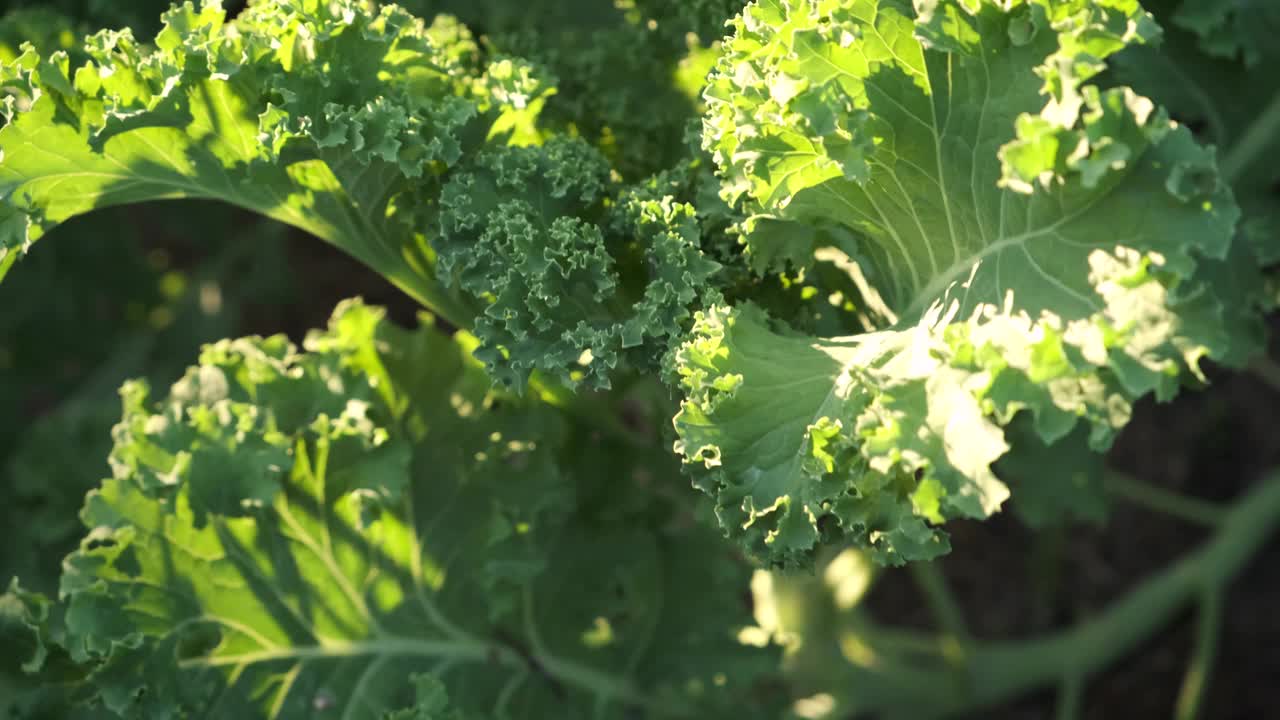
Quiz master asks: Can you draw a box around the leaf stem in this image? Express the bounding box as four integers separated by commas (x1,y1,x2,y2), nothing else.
837,473,1280,716
385,271,476,332
1175,590,1223,720
909,562,972,653
1055,673,1084,720
1104,470,1226,527
182,634,692,716
855,622,950,658
1220,90,1280,185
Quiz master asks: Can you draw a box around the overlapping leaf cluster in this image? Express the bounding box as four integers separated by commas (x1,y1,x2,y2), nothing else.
681,0,1269,565
9,300,777,719
0,0,481,323
0,0,734,394
0,0,1276,715
0,8,318,601
420,0,739,179
434,136,721,390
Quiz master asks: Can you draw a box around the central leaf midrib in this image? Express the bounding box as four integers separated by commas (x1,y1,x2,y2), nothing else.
193,497,673,716
895,182,1118,323
182,632,681,716
179,636,495,668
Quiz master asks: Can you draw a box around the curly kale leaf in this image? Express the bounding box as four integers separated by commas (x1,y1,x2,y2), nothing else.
1,577,113,719
0,1,728,390
0,0,544,325
433,0,735,180
382,674,473,720
433,137,721,391
0,579,51,676
680,0,1265,566
1109,0,1280,268
55,300,779,719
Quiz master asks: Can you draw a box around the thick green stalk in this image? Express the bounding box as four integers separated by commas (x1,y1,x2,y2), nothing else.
1174,590,1222,720
842,473,1280,718
1055,673,1084,720
909,562,972,652
1104,470,1226,527
382,267,476,332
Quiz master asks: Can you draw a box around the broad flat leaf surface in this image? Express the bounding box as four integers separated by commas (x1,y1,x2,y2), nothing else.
0,0,503,324
680,0,1264,565
58,300,779,719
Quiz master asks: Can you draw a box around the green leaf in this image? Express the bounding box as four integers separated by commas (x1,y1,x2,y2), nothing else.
456,0,737,180
0,207,295,595
1109,0,1280,268
57,300,780,718
0,0,503,326
1,578,51,675
2,578,119,719
434,137,722,391
383,673,471,720
682,0,1264,565
996,419,1109,529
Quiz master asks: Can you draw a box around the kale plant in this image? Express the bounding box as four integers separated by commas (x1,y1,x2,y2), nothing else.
1,0,1278,717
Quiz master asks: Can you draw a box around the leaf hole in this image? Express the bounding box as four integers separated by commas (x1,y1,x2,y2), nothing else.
85,537,117,552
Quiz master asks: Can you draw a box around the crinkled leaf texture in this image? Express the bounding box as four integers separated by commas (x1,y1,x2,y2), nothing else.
434,136,722,391
1109,0,1280,267
59,300,779,719
0,0,726,391
678,0,1264,566
382,673,470,720
0,0,531,325
1,578,52,676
